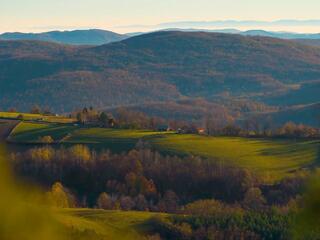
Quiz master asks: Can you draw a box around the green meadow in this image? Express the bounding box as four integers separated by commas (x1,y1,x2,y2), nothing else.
0,112,76,123
63,127,167,143
55,209,166,240
63,128,170,152
0,112,42,120
150,134,320,181
8,122,78,143
6,122,320,181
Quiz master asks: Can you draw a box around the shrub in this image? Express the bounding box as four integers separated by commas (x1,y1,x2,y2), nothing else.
38,136,54,144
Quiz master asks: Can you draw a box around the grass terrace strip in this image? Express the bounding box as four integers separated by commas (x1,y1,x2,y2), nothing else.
55,208,168,240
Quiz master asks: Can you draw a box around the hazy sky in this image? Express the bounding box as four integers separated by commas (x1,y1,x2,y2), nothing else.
1,0,320,33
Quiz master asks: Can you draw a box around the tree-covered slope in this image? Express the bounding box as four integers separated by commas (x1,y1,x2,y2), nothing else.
0,29,128,45
1,31,320,112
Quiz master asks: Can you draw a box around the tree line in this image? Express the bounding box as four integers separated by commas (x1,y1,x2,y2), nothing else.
11,145,306,211
69,106,320,139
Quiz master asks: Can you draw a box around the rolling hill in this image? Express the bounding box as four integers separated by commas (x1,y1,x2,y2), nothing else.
159,28,320,40
293,39,320,47
7,122,320,181
1,31,320,114
0,29,128,45
242,30,320,39
262,81,320,106
108,99,236,122
258,103,320,127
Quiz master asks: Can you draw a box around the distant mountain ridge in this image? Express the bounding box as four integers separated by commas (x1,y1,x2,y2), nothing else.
0,29,128,45
154,19,320,29
241,30,320,39
1,28,320,46
156,28,320,39
293,39,320,47
157,29,320,48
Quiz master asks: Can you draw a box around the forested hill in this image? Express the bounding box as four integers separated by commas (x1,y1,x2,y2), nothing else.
1,31,320,112
0,29,128,45
294,39,320,47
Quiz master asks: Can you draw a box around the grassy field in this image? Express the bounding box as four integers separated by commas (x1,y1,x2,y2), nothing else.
55,209,166,240
0,112,76,123
62,128,171,152
150,134,320,181
8,122,78,143
64,128,167,143
62,128,320,181
6,123,320,181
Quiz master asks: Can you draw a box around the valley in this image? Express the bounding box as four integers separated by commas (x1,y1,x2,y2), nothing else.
1,22,320,239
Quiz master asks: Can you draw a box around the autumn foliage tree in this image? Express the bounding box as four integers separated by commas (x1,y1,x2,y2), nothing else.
46,182,75,208
96,192,113,210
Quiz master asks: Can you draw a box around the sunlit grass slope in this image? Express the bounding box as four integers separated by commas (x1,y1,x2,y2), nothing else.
63,128,171,152
55,209,166,240
8,122,78,143
7,123,320,181
151,134,320,181
0,111,75,123
0,112,42,120
64,128,167,143
64,128,320,181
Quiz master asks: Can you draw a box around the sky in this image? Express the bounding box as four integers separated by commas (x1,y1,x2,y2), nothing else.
1,0,320,33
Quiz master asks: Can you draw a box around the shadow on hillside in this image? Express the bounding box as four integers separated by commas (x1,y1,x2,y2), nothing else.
10,124,77,142
315,141,320,166
0,120,19,140
259,141,311,156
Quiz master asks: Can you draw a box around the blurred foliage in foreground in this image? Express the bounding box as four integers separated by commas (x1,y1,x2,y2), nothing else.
293,170,320,239
0,143,162,240
1,139,320,239
0,144,65,240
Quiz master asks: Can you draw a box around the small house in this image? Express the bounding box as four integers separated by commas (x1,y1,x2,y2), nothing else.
197,128,206,135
